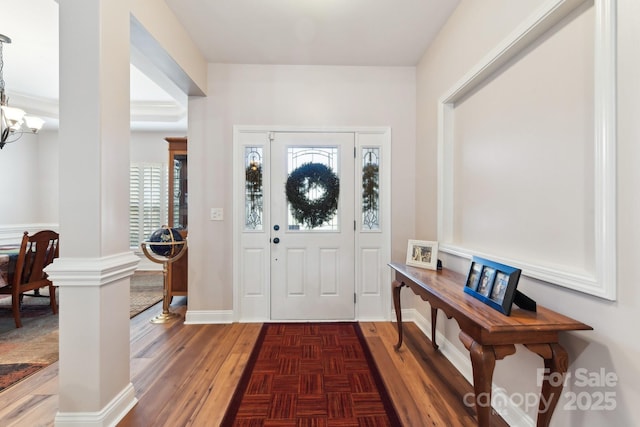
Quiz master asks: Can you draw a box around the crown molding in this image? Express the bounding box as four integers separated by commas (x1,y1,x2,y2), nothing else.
6,91,187,127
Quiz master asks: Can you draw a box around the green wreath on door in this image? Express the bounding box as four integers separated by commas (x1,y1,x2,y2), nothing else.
285,162,340,228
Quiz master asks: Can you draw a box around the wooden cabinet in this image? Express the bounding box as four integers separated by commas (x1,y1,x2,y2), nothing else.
166,137,188,299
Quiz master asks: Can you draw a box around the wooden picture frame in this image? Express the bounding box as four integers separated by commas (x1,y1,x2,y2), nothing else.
464,256,521,315
406,240,438,270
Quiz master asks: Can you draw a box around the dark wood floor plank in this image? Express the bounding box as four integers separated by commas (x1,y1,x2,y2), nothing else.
376,322,467,424
364,322,477,427
183,323,262,427
360,322,437,425
125,327,220,425
155,323,256,426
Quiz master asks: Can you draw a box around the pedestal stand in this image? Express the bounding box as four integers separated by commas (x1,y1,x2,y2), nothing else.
140,238,187,324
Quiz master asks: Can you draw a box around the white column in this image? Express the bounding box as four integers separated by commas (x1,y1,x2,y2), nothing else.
46,0,139,425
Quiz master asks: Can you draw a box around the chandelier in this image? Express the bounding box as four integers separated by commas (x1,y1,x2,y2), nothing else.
0,34,44,149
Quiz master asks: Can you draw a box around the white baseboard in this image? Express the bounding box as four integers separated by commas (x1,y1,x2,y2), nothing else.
184,309,234,324
54,383,137,427
398,308,534,427
357,316,391,322
185,312,389,324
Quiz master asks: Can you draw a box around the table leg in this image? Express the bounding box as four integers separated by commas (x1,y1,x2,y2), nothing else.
525,343,568,427
431,307,439,350
460,331,516,427
392,280,404,350
461,332,496,427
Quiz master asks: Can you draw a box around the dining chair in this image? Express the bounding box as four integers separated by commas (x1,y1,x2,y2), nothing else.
0,230,59,328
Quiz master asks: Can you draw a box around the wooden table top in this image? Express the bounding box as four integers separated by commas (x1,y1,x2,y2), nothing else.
389,262,592,335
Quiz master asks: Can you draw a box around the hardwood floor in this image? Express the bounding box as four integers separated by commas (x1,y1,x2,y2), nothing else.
0,299,509,426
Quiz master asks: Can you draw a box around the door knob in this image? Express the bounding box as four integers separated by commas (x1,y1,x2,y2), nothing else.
273,237,280,244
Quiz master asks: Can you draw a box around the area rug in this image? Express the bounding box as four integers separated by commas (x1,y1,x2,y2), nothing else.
0,271,163,391
221,322,401,426
126,271,164,318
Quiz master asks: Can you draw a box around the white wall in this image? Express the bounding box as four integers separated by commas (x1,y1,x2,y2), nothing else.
0,132,43,225
0,130,58,243
186,64,416,311
0,129,177,245
449,4,595,275
416,0,639,425
130,131,183,163
37,130,60,225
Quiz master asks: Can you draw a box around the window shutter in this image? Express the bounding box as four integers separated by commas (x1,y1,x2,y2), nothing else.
129,165,141,248
130,163,167,248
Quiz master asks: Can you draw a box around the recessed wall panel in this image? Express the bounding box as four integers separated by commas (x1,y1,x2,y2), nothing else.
319,248,338,295
286,248,305,295
438,1,616,299
361,248,381,295
242,248,264,296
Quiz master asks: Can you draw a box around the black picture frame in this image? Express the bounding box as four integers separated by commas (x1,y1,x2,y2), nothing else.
463,256,522,315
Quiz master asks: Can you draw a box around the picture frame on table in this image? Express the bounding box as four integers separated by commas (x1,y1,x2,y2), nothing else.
464,256,522,315
406,240,438,270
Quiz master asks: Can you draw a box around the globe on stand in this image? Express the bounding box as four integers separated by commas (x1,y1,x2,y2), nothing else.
140,226,187,323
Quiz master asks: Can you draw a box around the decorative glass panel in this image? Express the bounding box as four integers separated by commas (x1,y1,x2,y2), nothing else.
362,148,380,230
172,154,188,229
245,147,263,230
286,147,339,231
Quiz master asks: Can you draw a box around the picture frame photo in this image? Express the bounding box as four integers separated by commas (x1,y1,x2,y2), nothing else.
476,266,496,297
465,261,482,291
464,256,522,315
406,240,439,270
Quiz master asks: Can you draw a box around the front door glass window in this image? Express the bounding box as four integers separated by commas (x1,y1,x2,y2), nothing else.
286,147,339,232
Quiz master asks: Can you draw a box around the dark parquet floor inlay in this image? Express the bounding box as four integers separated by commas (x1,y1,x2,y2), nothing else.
221,322,401,426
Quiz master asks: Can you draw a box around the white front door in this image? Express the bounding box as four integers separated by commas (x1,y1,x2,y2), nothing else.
235,126,390,323
270,132,355,320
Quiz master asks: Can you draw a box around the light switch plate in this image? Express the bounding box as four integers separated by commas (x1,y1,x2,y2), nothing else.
210,208,224,221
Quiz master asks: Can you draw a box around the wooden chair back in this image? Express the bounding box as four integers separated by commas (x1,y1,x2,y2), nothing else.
4,230,60,327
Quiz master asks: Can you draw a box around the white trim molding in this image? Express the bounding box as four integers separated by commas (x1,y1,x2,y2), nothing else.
44,252,140,287
437,0,617,300
54,383,137,427
184,309,234,324
0,223,59,245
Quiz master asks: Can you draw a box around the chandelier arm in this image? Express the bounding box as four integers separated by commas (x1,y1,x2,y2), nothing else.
0,34,45,149
0,38,5,94
1,127,9,144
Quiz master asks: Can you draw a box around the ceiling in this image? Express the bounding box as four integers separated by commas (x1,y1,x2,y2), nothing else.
0,0,460,132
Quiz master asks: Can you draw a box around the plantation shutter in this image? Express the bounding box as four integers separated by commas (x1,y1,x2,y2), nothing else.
129,165,141,248
129,163,167,248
